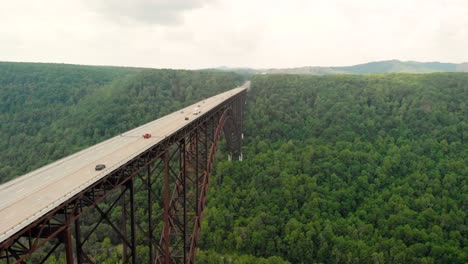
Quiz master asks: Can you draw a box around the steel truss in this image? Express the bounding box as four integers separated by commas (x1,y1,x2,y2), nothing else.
0,90,246,263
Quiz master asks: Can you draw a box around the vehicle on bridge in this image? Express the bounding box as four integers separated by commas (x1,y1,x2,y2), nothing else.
95,164,106,171
193,107,201,115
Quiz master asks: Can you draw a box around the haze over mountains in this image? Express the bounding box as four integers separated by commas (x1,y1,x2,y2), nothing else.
213,60,468,75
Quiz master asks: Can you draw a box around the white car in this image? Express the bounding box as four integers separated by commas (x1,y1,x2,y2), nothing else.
193,107,201,115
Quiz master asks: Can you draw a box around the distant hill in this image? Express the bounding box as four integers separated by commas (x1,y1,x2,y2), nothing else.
211,60,468,75
335,60,459,74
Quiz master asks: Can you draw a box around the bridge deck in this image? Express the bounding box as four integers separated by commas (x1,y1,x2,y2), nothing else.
0,83,248,244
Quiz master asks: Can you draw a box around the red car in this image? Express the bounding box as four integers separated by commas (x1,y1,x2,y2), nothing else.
143,134,152,139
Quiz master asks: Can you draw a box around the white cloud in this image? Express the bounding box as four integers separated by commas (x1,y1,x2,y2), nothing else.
84,0,214,25
0,0,467,68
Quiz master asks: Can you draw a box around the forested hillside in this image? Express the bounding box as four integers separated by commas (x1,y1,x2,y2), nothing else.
0,62,244,182
0,63,466,263
199,73,467,263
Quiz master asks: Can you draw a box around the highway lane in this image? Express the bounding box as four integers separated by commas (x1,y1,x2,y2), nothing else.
0,82,248,244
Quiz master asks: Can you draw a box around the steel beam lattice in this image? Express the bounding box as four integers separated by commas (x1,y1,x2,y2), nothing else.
0,88,247,263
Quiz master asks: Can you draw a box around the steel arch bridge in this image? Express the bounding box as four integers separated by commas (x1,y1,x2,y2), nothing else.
0,82,248,263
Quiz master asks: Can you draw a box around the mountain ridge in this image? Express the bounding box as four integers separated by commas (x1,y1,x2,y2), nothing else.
3,60,467,75
210,60,468,75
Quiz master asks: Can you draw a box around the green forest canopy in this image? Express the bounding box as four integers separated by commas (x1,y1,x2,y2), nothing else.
0,62,244,182
0,62,466,263
201,73,467,263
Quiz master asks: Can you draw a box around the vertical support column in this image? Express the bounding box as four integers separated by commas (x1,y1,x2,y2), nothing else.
122,187,128,263
195,131,200,220
75,217,83,264
129,179,137,264
239,92,246,161
147,164,154,263
6,250,11,264
64,226,73,264
238,93,246,159
204,121,209,172
181,138,187,262
163,151,170,264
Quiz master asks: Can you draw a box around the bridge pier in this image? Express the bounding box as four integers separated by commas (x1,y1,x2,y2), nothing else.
162,150,171,264
63,226,73,264
147,163,154,263
74,216,83,264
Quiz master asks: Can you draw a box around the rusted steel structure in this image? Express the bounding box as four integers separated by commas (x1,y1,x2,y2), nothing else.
0,88,246,263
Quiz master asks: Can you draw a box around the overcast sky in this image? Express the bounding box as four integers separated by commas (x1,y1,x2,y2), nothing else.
1,0,467,69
